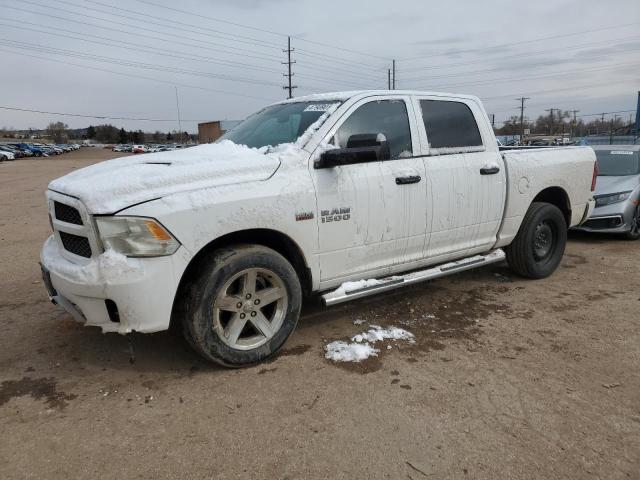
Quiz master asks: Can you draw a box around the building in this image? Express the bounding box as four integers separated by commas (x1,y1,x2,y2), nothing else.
198,121,225,144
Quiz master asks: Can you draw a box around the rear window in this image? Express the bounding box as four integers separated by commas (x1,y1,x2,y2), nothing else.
420,100,483,150
596,150,640,176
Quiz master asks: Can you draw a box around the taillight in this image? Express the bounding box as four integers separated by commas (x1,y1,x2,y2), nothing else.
591,161,598,192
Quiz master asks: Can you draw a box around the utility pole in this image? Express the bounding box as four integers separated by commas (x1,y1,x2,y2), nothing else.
570,109,579,140
282,36,297,99
600,112,605,135
392,60,396,90
635,91,640,139
174,86,182,143
516,97,530,141
609,118,615,145
388,69,391,90
490,113,495,130
545,108,555,136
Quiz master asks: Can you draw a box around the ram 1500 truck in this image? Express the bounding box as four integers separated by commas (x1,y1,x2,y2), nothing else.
41,90,597,366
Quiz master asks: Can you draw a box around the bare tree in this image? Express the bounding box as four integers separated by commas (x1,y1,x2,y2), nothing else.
46,121,69,143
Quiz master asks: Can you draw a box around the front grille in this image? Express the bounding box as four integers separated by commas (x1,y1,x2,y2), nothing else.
54,201,82,225
59,231,92,258
584,216,623,230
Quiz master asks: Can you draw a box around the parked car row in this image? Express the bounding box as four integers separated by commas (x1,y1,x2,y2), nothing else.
0,142,80,161
110,143,193,154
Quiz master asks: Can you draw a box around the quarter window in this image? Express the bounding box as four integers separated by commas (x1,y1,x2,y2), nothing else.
334,100,413,159
420,100,483,149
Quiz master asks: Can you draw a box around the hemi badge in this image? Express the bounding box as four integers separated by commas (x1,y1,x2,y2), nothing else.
295,212,314,221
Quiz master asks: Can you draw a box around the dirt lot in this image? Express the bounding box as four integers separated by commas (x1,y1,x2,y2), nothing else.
1,148,639,479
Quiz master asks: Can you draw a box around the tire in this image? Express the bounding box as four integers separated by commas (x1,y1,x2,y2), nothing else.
624,205,640,240
179,245,302,366
506,202,567,279
0,155,5,162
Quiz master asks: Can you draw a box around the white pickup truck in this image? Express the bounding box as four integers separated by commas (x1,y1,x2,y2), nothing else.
41,90,596,366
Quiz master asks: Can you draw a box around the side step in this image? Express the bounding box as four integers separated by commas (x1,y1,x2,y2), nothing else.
321,249,506,306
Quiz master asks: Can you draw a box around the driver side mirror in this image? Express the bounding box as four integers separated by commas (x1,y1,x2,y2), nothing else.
314,133,390,169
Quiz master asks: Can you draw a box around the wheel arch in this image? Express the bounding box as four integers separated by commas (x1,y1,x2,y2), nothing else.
531,186,571,227
170,228,312,332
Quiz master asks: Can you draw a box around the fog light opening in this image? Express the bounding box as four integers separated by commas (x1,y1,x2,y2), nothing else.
105,299,120,323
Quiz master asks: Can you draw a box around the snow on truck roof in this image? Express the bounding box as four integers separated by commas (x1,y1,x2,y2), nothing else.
276,90,482,105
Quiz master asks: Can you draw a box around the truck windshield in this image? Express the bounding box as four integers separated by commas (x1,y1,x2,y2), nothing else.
220,101,340,149
596,150,640,176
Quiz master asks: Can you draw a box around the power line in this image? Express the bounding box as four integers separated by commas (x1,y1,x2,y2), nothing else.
64,0,387,67
398,45,640,83
0,47,278,102
9,0,384,81
60,0,284,48
0,22,374,91
482,79,639,102
128,0,392,62
424,61,640,90
0,38,284,88
0,105,210,122
2,5,284,64
399,21,640,62
0,20,284,75
397,34,640,74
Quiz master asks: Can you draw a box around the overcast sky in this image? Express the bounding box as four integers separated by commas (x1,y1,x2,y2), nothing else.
1,0,639,132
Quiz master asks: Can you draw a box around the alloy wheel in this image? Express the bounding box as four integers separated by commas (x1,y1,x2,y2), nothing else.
212,268,288,350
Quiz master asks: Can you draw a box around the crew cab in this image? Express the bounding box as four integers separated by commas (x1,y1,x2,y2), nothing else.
40,90,596,366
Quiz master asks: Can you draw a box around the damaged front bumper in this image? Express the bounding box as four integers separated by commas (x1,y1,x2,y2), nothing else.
40,235,190,334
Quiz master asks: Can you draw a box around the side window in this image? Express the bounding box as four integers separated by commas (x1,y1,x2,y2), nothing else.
420,100,483,149
334,100,412,159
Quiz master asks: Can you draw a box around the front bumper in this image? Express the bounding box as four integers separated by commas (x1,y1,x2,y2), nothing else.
575,198,637,233
40,235,190,334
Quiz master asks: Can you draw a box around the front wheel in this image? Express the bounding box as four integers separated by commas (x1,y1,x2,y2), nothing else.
506,202,567,279
179,245,302,366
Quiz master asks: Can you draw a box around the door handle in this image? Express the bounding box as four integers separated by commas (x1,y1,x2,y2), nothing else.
395,175,422,185
480,166,500,175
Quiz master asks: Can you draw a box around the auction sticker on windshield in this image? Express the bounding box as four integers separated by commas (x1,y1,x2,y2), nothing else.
304,103,339,112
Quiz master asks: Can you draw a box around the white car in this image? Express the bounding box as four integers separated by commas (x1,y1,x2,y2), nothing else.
0,149,15,161
40,90,596,366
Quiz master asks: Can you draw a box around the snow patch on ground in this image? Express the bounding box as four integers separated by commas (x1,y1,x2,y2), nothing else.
324,341,379,363
352,325,415,344
324,325,415,363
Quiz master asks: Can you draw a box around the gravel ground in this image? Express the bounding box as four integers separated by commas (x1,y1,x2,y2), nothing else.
1,149,639,479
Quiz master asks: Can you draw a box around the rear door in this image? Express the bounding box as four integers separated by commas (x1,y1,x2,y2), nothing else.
413,96,505,259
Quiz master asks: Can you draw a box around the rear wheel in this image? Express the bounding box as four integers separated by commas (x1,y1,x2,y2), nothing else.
179,245,302,366
506,202,567,279
625,205,640,240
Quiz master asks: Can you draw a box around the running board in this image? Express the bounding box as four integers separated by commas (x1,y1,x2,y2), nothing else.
321,249,506,306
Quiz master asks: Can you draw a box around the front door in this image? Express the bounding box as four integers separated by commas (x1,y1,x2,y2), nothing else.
310,96,427,283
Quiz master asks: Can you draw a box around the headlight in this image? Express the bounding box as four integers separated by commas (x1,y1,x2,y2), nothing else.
95,216,180,257
594,191,632,208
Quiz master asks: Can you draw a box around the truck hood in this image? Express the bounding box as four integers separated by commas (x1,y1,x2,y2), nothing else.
594,174,640,196
48,141,282,214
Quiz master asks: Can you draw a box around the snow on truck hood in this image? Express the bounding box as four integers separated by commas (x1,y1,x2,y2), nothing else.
48,141,282,213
